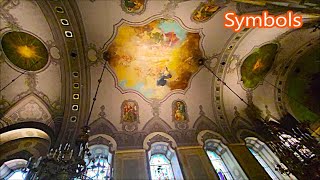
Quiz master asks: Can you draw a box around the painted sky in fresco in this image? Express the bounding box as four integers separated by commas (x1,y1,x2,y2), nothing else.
107,19,202,100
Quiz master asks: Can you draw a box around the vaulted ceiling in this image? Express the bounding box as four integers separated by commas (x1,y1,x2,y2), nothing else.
1,0,319,152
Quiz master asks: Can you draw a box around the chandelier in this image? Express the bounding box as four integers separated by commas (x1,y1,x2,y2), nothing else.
263,120,320,179
23,57,109,180
199,58,320,179
23,127,91,180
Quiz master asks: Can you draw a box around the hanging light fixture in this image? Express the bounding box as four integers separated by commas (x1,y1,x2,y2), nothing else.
199,57,320,179
23,54,110,180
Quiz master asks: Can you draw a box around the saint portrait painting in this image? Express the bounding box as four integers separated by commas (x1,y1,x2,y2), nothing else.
121,100,139,123
173,100,188,122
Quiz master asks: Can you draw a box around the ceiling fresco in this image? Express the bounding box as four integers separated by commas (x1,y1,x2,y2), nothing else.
240,43,278,89
121,0,147,14
106,18,203,100
191,0,221,23
1,31,49,72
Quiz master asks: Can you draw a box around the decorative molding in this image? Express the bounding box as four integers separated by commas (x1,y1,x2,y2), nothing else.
160,0,182,18
199,105,205,116
150,99,161,117
98,105,106,118
211,27,253,143
0,0,22,31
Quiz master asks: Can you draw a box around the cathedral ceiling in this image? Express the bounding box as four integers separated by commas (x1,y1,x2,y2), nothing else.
0,0,319,149
0,0,62,128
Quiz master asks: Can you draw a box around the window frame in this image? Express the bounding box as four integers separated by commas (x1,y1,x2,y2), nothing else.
245,137,297,180
206,150,234,180
149,153,175,180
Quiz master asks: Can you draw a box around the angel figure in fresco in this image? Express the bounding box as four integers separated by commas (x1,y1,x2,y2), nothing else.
157,67,172,86
123,0,144,13
123,101,138,122
174,101,186,121
192,1,220,22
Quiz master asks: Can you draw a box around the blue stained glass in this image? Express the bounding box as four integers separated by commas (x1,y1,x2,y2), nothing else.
150,154,175,180
248,148,278,180
206,151,233,180
85,158,111,180
8,169,26,180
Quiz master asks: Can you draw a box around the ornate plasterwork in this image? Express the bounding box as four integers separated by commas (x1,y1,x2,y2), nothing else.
211,27,253,143
2,95,54,129
0,0,23,31
87,43,103,65
160,0,185,18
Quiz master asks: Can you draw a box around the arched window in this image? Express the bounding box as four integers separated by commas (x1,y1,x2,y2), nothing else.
204,139,247,180
0,159,28,180
248,147,278,179
85,156,112,179
147,141,183,180
150,154,175,180
84,145,113,180
245,137,297,180
206,150,233,180
7,169,27,180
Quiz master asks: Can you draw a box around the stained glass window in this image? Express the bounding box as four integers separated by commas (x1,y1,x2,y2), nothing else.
7,169,27,180
150,154,175,180
206,151,233,180
85,157,111,180
248,148,278,180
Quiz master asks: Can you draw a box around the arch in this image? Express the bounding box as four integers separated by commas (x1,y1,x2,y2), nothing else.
89,134,118,152
143,132,177,150
197,130,228,146
193,115,219,132
89,117,118,135
245,137,296,179
146,138,183,180
0,127,51,166
142,117,172,133
0,128,50,145
0,121,55,143
230,116,253,132
236,129,265,143
0,159,27,179
0,136,51,165
2,95,54,130
203,139,248,180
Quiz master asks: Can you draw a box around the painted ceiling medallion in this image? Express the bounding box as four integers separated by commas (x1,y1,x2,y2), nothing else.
1,31,49,72
240,43,278,89
121,0,147,15
191,0,223,23
106,18,204,100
